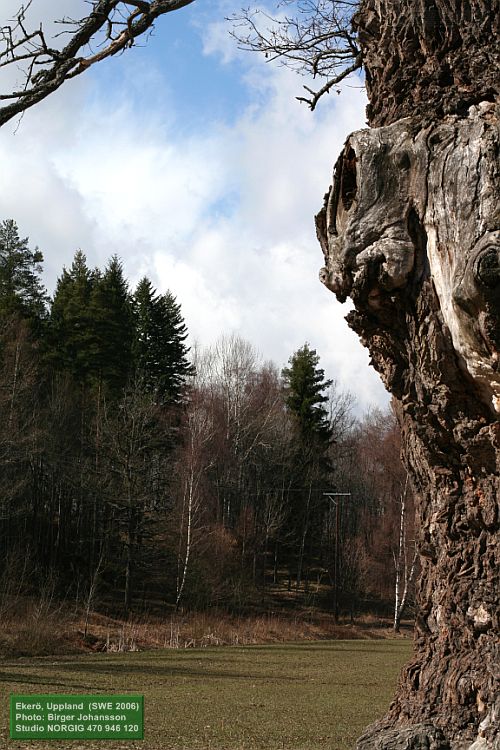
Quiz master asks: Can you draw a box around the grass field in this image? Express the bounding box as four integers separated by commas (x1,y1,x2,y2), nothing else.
1,640,412,750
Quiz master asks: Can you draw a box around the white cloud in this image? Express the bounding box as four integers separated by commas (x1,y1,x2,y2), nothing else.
202,18,239,65
0,2,388,415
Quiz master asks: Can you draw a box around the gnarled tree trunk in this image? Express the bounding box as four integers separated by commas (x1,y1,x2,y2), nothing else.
316,2,499,748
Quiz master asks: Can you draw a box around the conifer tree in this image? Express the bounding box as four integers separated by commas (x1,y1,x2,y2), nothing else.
48,250,97,382
133,277,158,388
0,219,47,324
281,344,334,588
88,256,134,392
282,343,333,448
133,278,194,405
159,290,195,404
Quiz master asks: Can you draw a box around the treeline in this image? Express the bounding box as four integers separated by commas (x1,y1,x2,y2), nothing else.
0,219,416,626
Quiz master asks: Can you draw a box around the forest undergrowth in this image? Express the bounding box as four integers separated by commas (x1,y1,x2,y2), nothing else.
0,593,412,658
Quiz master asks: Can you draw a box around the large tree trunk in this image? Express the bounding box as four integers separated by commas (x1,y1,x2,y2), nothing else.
316,2,499,748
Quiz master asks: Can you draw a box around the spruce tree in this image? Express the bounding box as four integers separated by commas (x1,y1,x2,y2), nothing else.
281,344,334,588
0,219,47,324
88,256,134,392
48,250,97,382
282,343,333,448
49,253,134,393
133,277,158,389
158,290,195,404
133,278,194,405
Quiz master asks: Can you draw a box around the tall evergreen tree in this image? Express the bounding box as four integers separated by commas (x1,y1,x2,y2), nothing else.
0,219,47,324
281,344,334,588
48,250,97,382
133,278,194,405
159,291,195,404
133,277,158,387
282,343,333,448
88,255,134,392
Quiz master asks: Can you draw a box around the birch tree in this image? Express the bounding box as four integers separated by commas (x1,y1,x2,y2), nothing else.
175,393,213,609
392,474,417,633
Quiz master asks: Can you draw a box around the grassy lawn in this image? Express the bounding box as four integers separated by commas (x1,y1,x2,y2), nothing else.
1,640,411,750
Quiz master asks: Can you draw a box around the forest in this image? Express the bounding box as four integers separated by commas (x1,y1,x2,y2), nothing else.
0,217,416,649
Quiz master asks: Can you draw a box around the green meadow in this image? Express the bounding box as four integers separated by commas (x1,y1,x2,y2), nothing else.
2,640,411,750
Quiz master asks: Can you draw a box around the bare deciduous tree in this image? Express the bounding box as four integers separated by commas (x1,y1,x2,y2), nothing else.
230,1,361,110
0,0,195,127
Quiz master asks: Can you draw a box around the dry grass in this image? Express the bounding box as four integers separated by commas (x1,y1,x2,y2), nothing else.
0,597,73,657
72,609,411,654
0,593,412,658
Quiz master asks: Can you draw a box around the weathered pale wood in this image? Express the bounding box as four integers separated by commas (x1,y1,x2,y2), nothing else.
318,104,500,416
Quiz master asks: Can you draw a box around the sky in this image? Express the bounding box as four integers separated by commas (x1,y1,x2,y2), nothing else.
0,0,390,415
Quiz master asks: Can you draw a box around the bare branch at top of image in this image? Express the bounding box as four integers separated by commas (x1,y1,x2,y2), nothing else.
0,0,195,128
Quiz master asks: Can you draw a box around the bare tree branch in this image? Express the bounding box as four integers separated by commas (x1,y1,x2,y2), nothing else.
0,0,196,128
296,53,361,110
230,1,362,110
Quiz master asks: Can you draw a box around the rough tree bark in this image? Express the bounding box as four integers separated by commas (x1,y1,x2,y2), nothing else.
316,1,499,748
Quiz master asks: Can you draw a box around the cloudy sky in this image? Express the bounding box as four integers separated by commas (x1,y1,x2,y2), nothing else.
0,0,389,414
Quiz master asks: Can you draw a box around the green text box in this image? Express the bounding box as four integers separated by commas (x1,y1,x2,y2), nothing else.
10,694,144,740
